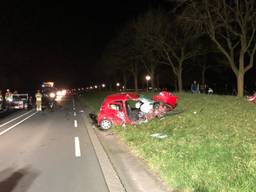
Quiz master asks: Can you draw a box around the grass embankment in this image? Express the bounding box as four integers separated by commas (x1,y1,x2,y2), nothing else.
81,92,256,192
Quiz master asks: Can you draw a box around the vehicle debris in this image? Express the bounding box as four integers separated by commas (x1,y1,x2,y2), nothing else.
247,93,256,104
150,133,168,139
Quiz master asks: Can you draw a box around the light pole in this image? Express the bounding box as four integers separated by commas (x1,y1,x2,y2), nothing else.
116,82,120,91
145,75,151,92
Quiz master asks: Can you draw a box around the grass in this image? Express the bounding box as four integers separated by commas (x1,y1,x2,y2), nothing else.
81,91,256,192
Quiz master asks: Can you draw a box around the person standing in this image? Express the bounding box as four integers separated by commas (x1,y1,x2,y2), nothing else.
191,81,198,93
35,90,42,111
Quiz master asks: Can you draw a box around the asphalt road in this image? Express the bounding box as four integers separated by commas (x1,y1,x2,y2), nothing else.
0,97,109,192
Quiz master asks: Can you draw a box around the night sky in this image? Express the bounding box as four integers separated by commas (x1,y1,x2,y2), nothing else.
0,0,163,91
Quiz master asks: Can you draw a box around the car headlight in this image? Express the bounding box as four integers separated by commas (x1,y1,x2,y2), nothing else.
56,91,62,96
50,92,56,98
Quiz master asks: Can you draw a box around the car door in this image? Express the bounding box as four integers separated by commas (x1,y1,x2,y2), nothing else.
107,101,125,125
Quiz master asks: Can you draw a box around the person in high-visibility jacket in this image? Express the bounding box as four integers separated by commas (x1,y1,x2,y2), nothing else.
35,90,42,111
5,89,13,103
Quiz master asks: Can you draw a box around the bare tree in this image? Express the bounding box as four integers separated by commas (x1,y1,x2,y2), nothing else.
101,23,141,92
182,0,256,96
158,22,203,91
134,8,204,92
133,9,165,91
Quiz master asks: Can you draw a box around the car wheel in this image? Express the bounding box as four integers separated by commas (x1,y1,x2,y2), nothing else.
100,119,112,130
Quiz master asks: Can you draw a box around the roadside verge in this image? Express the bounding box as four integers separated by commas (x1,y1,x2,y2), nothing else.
80,103,171,192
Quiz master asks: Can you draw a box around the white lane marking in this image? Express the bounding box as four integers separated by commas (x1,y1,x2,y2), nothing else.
0,112,38,136
74,112,76,117
74,120,78,127
0,110,33,128
74,137,81,157
72,99,75,108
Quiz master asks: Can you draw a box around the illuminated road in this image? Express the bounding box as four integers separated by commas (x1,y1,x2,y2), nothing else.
0,96,170,192
0,98,109,192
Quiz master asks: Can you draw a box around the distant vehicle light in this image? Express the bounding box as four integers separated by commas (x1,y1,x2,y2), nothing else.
61,89,67,96
50,92,56,98
55,95,62,101
56,91,62,96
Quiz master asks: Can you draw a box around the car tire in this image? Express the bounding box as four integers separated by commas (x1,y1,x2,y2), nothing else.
100,119,112,130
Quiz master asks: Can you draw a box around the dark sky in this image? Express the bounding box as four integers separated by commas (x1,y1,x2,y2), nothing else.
0,0,164,90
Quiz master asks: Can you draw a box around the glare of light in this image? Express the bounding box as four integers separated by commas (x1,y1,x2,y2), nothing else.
78,88,80,91
57,91,62,96
122,86,125,89
61,89,67,96
82,88,84,90
94,85,98,89
102,84,106,88
116,82,120,87
90,86,93,89
145,75,151,81
50,92,56,98
55,95,62,101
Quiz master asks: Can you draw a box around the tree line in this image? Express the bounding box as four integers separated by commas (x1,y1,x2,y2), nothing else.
100,0,256,96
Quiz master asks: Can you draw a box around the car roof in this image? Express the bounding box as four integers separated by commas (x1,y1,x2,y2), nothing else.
104,92,139,102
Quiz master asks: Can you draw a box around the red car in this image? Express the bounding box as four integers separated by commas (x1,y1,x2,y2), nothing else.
97,91,177,130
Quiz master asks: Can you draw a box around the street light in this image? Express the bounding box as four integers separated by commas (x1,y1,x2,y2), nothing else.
116,82,120,87
102,83,106,88
145,75,151,92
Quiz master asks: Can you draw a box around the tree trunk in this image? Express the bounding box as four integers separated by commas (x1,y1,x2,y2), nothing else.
237,70,244,97
134,63,138,92
134,75,138,92
177,64,183,92
156,74,160,90
150,66,155,92
122,71,127,91
174,79,178,92
202,63,206,85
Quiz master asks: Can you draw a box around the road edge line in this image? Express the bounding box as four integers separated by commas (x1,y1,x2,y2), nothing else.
82,111,126,192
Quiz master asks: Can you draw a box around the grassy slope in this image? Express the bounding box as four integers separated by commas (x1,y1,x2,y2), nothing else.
81,92,256,192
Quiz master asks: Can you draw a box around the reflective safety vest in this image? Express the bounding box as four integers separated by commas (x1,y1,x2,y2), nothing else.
35,93,42,101
5,93,13,102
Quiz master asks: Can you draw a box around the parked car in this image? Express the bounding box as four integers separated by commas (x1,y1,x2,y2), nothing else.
96,91,177,130
8,94,29,110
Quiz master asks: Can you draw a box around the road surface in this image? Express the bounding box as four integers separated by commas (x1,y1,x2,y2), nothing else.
0,97,110,192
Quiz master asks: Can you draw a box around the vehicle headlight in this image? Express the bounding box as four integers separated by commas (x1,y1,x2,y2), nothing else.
57,91,62,96
61,89,67,96
55,95,62,101
50,92,56,98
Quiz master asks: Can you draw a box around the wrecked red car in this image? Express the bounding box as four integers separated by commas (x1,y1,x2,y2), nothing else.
97,91,177,130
